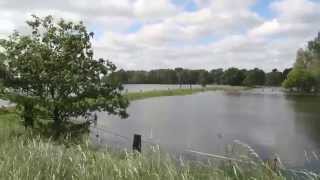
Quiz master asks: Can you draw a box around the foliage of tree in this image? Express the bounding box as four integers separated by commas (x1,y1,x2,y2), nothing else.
210,69,224,84
198,70,209,87
283,68,315,92
127,71,148,84
221,68,246,86
266,69,283,86
243,68,266,86
0,15,128,135
282,68,292,80
283,32,320,92
147,69,177,84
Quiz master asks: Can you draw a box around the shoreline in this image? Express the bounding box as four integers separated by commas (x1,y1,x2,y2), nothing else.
126,85,250,101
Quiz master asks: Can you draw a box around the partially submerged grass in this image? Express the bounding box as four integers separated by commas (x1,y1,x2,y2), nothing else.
126,85,249,101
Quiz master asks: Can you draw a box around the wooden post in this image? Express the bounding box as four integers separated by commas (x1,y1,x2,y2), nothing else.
132,134,142,153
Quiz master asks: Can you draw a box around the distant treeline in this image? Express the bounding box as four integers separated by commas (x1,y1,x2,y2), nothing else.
111,67,292,87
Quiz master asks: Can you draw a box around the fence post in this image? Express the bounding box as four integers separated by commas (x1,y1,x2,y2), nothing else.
133,134,142,153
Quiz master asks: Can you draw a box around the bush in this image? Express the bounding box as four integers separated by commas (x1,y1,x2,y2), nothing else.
283,69,316,92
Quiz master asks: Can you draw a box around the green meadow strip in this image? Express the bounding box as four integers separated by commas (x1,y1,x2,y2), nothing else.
126,85,249,101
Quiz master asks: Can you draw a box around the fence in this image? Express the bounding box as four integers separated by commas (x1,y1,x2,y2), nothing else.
90,124,320,179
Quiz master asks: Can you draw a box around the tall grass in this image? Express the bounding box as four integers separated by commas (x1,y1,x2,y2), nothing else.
0,108,319,180
0,136,287,180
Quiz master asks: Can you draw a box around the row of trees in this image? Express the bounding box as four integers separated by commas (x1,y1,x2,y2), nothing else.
111,68,292,87
283,33,320,92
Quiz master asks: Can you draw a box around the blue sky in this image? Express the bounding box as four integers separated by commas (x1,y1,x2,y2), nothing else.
251,0,274,18
1,0,320,71
123,0,277,46
172,0,199,12
118,0,278,48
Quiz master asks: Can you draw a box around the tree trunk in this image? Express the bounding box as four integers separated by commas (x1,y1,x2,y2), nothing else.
53,106,62,138
23,104,34,128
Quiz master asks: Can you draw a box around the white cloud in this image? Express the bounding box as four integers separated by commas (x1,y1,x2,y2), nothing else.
0,0,320,71
71,0,133,17
249,19,282,37
133,0,179,20
249,0,320,39
271,0,320,23
194,0,256,10
0,19,15,34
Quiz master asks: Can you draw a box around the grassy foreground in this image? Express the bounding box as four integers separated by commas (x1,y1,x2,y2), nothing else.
126,85,249,101
1,110,319,180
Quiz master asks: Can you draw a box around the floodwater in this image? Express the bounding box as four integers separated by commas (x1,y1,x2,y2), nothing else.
0,99,11,107
92,85,320,170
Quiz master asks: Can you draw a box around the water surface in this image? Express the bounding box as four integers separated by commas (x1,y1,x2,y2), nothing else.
93,87,320,170
0,99,11,107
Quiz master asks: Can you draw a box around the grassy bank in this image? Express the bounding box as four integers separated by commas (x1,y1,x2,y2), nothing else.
126,85,249,101
0,111,286,180
1,110,319,180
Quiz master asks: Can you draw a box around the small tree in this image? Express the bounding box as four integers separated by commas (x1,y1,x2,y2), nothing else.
243,68,266,87
283,33,320,92
210,69,224,85
283,68,315,92
265,69,283,87
198,70,209,87
0,15,129,135
222,68,246,86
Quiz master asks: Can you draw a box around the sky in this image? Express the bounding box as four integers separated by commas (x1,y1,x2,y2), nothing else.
0,0,320,71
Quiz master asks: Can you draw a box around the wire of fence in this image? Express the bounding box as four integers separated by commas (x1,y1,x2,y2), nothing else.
90,124,320,179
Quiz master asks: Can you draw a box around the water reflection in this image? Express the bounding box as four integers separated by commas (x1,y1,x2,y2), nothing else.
285,95,320,170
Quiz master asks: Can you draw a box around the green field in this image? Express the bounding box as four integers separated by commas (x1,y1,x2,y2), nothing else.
126,85,249,101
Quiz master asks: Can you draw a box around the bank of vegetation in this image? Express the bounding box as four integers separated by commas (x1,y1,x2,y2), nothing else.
126,85,248,101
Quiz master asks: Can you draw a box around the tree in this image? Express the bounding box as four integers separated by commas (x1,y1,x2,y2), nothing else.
282,68,292,80
127,71,148,84
0,55,6,94
0,15,129,135
266,69,283,86
174,67,184,87
283,68,315,92
210,69,224,84
111,69,128,84
222,68,245,86
307,32,320,91
243,68,266,87
283,33,320,92
198,70,209,87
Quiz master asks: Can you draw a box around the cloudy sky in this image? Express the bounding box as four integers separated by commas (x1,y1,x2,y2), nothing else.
0,0,320,71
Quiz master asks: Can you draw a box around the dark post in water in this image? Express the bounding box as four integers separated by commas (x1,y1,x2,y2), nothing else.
133,134,142,153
